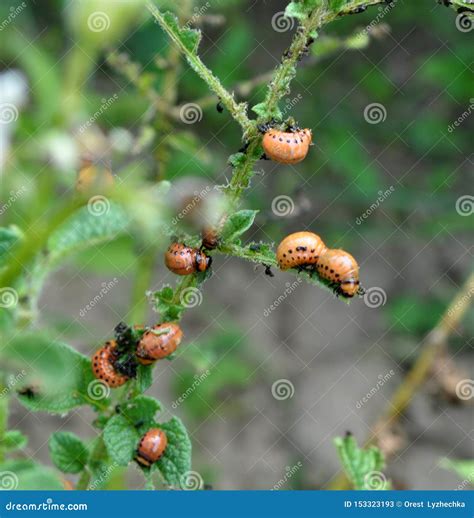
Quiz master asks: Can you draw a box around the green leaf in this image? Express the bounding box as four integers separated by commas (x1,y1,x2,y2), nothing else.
103,415,140,467
136,364,154,393
285,0,322,21
152,417,192,487
47,202,130,267
251,102,268,118
161,11,202,55
119,396,161,427
334,434,389,490
49,432,89,474
152,285,185,321
221,210,258,243
327,0,347,13
1,333,94,413
440,458,474,487
1,430,28,451
251,102,282,121
228,152,246,168
0,459,63,490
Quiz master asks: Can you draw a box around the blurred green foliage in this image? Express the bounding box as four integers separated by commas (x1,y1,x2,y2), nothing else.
0,0,472,489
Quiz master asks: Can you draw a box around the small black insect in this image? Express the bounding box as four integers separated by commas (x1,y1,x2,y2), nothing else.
257,118,278,134
238,141,250,153
350,5,367,14
113,353,138,379
264,264,275,277
216,100,224,113
114,322,136,353
249,243,262,252
18,386,38,399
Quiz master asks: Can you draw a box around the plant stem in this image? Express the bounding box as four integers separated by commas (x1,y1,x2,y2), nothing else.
76,469,91,490
258,5,325,122
327,271,474,490
147,3,252,135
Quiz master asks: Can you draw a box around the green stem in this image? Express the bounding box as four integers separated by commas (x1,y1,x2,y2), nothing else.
147,3,252,135
258,5,325,122
76,469,91,490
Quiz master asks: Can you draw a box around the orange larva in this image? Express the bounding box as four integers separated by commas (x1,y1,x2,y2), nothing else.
136,428,168,467
201,226,219,250
276,231,327,271
317,249,361,298
91,340,129,388
165,243,212,275
136,323,183,365
262,128,312,164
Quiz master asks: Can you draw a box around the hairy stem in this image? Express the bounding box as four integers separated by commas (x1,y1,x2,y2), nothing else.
258,5,325,122
148,3,252,135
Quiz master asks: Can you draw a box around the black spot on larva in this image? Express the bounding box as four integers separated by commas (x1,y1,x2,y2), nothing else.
288,249,293,254
325,266,329,270
311,249,315,253
286,139,290,143
294,139,298,143
283,253,286,257
273,135,276,139
330,269,334,273
279,138,283,142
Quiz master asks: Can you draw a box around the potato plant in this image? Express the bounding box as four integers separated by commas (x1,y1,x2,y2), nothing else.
0,0,472,491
